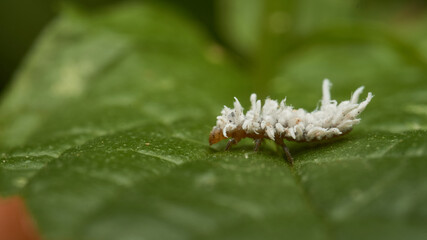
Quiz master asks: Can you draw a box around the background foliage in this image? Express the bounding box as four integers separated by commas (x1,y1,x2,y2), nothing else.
1,0,427,239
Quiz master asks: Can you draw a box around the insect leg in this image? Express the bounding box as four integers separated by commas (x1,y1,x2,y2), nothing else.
275,139,294,164
282,143,294,165
254,139,262,152
225,138,237,151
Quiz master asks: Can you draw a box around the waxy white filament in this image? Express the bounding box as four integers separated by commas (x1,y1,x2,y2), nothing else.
214,79,373,142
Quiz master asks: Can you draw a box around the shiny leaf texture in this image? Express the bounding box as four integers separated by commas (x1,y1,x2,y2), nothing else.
1,1,427,240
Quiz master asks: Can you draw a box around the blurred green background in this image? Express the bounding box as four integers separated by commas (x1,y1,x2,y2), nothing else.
1,1,427,239
1,0,426,94
0,0,219,93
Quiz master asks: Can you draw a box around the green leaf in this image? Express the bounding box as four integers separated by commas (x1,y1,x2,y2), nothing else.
1,1,427,240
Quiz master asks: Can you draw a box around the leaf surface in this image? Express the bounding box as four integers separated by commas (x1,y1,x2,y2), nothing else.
1,2,427,240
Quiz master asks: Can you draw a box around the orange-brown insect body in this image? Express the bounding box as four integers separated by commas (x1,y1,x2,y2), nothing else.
209,126,294,163
209,80,373,164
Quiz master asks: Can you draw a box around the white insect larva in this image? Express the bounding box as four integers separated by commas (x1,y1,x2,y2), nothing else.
209,79,373,164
